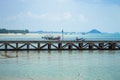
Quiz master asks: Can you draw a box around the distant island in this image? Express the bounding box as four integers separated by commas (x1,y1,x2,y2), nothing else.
87,29,101,34
0,28,102,34
30,29,102,34
0,28,29,34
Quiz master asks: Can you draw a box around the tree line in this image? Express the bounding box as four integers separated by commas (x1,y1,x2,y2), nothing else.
0,28,29,33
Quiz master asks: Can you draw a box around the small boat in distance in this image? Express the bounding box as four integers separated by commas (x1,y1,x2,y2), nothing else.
42,35,60,40
76,37,85,41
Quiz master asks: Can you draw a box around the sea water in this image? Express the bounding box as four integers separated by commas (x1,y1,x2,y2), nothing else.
0,50,120,80
0,33,120,41
0,33,120,80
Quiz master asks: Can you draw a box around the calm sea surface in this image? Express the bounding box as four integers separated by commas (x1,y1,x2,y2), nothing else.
0,33,120,80
0,50,120,80
0,33,120,40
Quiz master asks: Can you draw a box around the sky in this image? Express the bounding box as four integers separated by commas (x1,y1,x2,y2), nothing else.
0,0,120,32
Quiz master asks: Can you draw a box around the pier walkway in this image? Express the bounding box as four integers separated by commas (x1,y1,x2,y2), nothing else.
0,40,120,51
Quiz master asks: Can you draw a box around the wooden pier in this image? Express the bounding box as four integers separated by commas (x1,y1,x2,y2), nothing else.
0,40,120,51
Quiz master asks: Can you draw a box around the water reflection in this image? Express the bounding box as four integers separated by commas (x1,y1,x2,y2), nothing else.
0,50,119,59
0,51,18,59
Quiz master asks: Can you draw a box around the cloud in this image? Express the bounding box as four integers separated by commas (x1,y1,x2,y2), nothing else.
7,11,45,20
63,12,72,20
6,11,87,23
42,12,73,21
7,11,74,21
79,14,86,21
45,13,61,21
26,11,44,19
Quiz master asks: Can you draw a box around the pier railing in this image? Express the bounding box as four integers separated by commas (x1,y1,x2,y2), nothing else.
0,40,120,51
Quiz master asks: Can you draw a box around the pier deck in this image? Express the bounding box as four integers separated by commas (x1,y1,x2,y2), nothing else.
0,40,120,51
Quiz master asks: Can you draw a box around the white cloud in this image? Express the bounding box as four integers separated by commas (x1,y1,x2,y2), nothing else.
63,12,72,20
7,11,74,21
7,11,45,20
6,11,87,23
40,13,48,18
26,11,44,19
79,14,86,21
45,14,61,21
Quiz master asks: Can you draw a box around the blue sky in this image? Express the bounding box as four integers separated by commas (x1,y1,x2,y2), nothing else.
0,0,120,32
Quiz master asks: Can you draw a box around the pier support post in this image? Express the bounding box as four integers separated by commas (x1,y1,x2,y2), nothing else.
109,43,116,50
89,43,93,50
5,43,7,51
112,43,116,50
68,43,72,50
109,43,112,50
16,43,18,50
48,43,51,50
38,42,40,50
58,43,62,50
78,43,83,49
99,43,104,49
27,43,30,50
